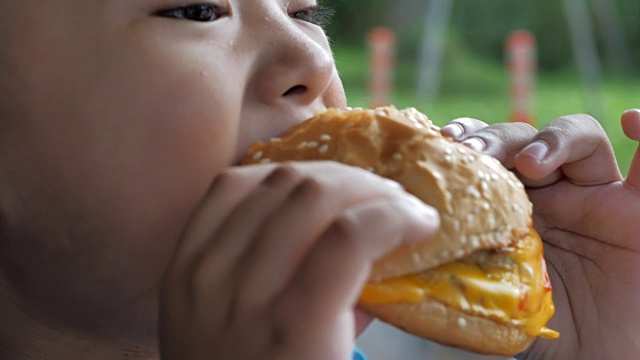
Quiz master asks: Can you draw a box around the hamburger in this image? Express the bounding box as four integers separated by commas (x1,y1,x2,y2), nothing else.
242,106,558,355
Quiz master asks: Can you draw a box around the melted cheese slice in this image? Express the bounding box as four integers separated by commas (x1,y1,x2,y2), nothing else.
359,229,559,339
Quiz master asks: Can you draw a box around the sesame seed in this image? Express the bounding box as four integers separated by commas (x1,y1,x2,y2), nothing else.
465,186,481,198
260,158,272,164
318,144,329,154
444,191,453,204
470,236,480,247
458,317,467,328
480,181,489,193
466,214,475,224
320,134,332,141
252,150,263,160
392,152,403,161
452,220,461,232
306,141,319,149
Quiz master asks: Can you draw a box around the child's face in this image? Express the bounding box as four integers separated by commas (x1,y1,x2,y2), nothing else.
0,0,345,345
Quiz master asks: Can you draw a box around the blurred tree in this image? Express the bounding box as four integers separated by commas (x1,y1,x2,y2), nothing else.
454,0,574,71
323,0,639,73
591,0,632,73
322,0,391,45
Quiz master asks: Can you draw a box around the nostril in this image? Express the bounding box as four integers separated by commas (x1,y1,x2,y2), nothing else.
282,85,307,97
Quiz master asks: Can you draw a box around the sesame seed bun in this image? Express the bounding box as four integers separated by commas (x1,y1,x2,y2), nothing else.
242,106,556,356
242,107,532,279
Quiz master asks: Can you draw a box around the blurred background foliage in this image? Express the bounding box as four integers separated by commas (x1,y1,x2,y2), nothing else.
323,0,640,72
320,0,639,175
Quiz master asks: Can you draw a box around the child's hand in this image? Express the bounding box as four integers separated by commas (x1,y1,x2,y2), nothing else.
442,110,640,359
159,162,439,360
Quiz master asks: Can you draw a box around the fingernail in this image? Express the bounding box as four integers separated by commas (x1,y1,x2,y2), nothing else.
521,141,549,162
461,137,485,152
441,124,464,138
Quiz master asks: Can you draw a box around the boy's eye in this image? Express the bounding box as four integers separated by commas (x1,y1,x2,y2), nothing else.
155,3,228,22
291,5,335,27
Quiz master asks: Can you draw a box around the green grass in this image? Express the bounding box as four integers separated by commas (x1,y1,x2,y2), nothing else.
333,44,639,175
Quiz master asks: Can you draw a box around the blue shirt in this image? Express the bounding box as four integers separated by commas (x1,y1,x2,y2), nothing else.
352,347,367,360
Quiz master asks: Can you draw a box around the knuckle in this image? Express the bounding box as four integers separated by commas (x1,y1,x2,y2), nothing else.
555,114,604,133
288,176,326,203
210,169,236,191
327,211,366,253
264,163,303,186
509,121,538,134
485,122,537,140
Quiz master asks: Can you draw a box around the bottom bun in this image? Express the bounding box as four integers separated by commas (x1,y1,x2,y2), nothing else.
360,300,533,356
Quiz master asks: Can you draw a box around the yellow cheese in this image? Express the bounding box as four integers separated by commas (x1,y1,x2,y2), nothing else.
359,230,559,339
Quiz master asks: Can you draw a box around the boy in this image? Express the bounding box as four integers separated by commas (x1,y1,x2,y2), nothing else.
0,0,639,359
0,1,438,359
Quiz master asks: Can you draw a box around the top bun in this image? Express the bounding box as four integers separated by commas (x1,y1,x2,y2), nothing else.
243,107,533,280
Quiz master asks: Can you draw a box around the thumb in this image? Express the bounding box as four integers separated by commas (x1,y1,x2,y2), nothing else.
622,109,640,191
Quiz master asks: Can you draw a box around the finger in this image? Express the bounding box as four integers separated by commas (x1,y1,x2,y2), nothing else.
622,109,640,190
185,166,305,305
237,174,438,312
162,164,277,320
273,198,439,345
170,164,277,270
457,122,538,168
164,166,299,329
515,114,622,186
440,117,489,141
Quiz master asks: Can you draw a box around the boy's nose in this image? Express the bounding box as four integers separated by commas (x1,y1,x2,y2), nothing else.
249,23,335,107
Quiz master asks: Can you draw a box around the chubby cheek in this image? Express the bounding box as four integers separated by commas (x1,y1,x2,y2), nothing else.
5,47,244,306
88,64,242,282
